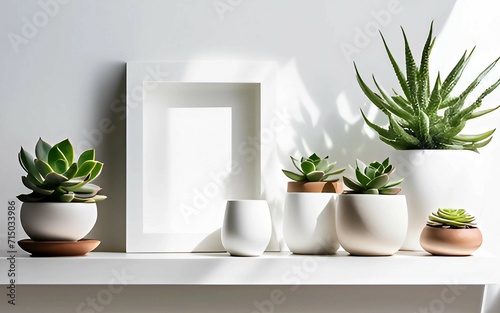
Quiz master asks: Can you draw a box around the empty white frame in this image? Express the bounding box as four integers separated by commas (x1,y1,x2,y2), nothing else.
127,61,277,252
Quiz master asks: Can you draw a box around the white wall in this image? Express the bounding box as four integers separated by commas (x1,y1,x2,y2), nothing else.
1,0,500,312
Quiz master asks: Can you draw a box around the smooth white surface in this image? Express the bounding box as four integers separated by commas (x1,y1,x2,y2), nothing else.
391,150,483,250
337,194,408,255
222,200,272,256
20,202,97,241
0,251,498,285
283,193,339,255
126,61,278,252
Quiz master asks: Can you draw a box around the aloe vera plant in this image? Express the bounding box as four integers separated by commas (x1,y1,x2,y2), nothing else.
343,157,403,195
427,208,477,229
355,22,500,151
17,138,107,203
282,153,345,182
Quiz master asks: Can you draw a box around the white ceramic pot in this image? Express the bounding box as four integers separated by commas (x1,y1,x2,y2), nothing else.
337,194,408,256
221,200,272,256
21,202,98,241
391,150,482,250
283,193,339,255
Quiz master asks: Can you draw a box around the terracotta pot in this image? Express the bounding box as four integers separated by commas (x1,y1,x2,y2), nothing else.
419,226,483,256
287,181,343,193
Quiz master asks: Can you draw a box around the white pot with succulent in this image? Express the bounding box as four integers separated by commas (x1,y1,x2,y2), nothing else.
354,22,500,250
17,138,106,256
282,153,344,255
337,158,407,256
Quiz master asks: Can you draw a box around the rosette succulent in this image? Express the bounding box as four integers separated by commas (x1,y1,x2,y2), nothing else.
17,138,107,203
282,153,345,182
355,22,500,151
427,208,477,229
343,157,403,194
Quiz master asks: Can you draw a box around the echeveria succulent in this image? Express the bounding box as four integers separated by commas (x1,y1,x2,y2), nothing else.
427,208,477,229
17,138,106,203
343,157,403,195
282,153,345,182
355,22,500,151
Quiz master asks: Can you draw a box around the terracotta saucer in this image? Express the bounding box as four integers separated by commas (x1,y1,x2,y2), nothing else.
18,239,100,257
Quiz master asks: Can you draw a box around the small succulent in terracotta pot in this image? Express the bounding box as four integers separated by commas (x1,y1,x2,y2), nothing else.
420,208,482,256
282,153,345,193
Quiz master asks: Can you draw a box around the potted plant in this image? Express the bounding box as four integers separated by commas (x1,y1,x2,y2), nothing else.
420,208,482,256
337,158,407,256
354,22,500,250
17,138,106,246
282,153,345,254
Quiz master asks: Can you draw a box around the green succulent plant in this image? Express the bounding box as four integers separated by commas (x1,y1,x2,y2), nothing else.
282,153,345,182
355,22,500,151
343,157,403,195
427,208,477,229
17,138,107,203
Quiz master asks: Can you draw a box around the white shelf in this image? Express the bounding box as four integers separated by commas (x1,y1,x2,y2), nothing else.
1,251,499,285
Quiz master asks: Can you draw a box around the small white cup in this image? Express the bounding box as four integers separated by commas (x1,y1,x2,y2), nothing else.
221,200,272,256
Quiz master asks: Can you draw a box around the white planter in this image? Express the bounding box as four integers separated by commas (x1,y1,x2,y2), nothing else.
221,200,272,256
337,194,408,256
21,202,98,241
283,192,339,255
391,150,482,250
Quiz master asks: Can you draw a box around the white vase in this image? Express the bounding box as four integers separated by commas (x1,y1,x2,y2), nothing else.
337,194,408,256
21,202,98,241
221,200,272,256
391,150,483,250
283,192,339,255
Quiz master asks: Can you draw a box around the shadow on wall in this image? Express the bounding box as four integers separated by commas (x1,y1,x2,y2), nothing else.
86,63,127,252
279,0,458,167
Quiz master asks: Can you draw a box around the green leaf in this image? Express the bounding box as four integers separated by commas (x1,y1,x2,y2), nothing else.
366,174,390,189
35,138,51,162
62,163,78,179
360,109,391,139
379,188,401,195
379,31,411,100
19,148,42,183
363,189,379,194
440,49,474,100
389,115,420,146
76,160,97,177
17,192,46,202
343,176,364,192
290,156,304,174
34,159,53,179
282,170,305,182
316,159,328,171
71,183,101,194
355,167,371,187
301,160,315,175
418,21,434,108
379,135,415,150
372,76,414,120
21,176,53,196
325,162,337,173
43,172,69,187
57,192,75,202
454,129,495,143
418,110,432,148
467,104,500,120
78,149,95,167
383,178,404,188
47,146,67,171
53,158,68,174
401,27,419,109
427,74,442,114
54,139,74,165
306,171,324,182
354,63,391,116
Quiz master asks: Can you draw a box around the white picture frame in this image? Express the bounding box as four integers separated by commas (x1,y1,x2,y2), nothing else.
126,61,278,252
